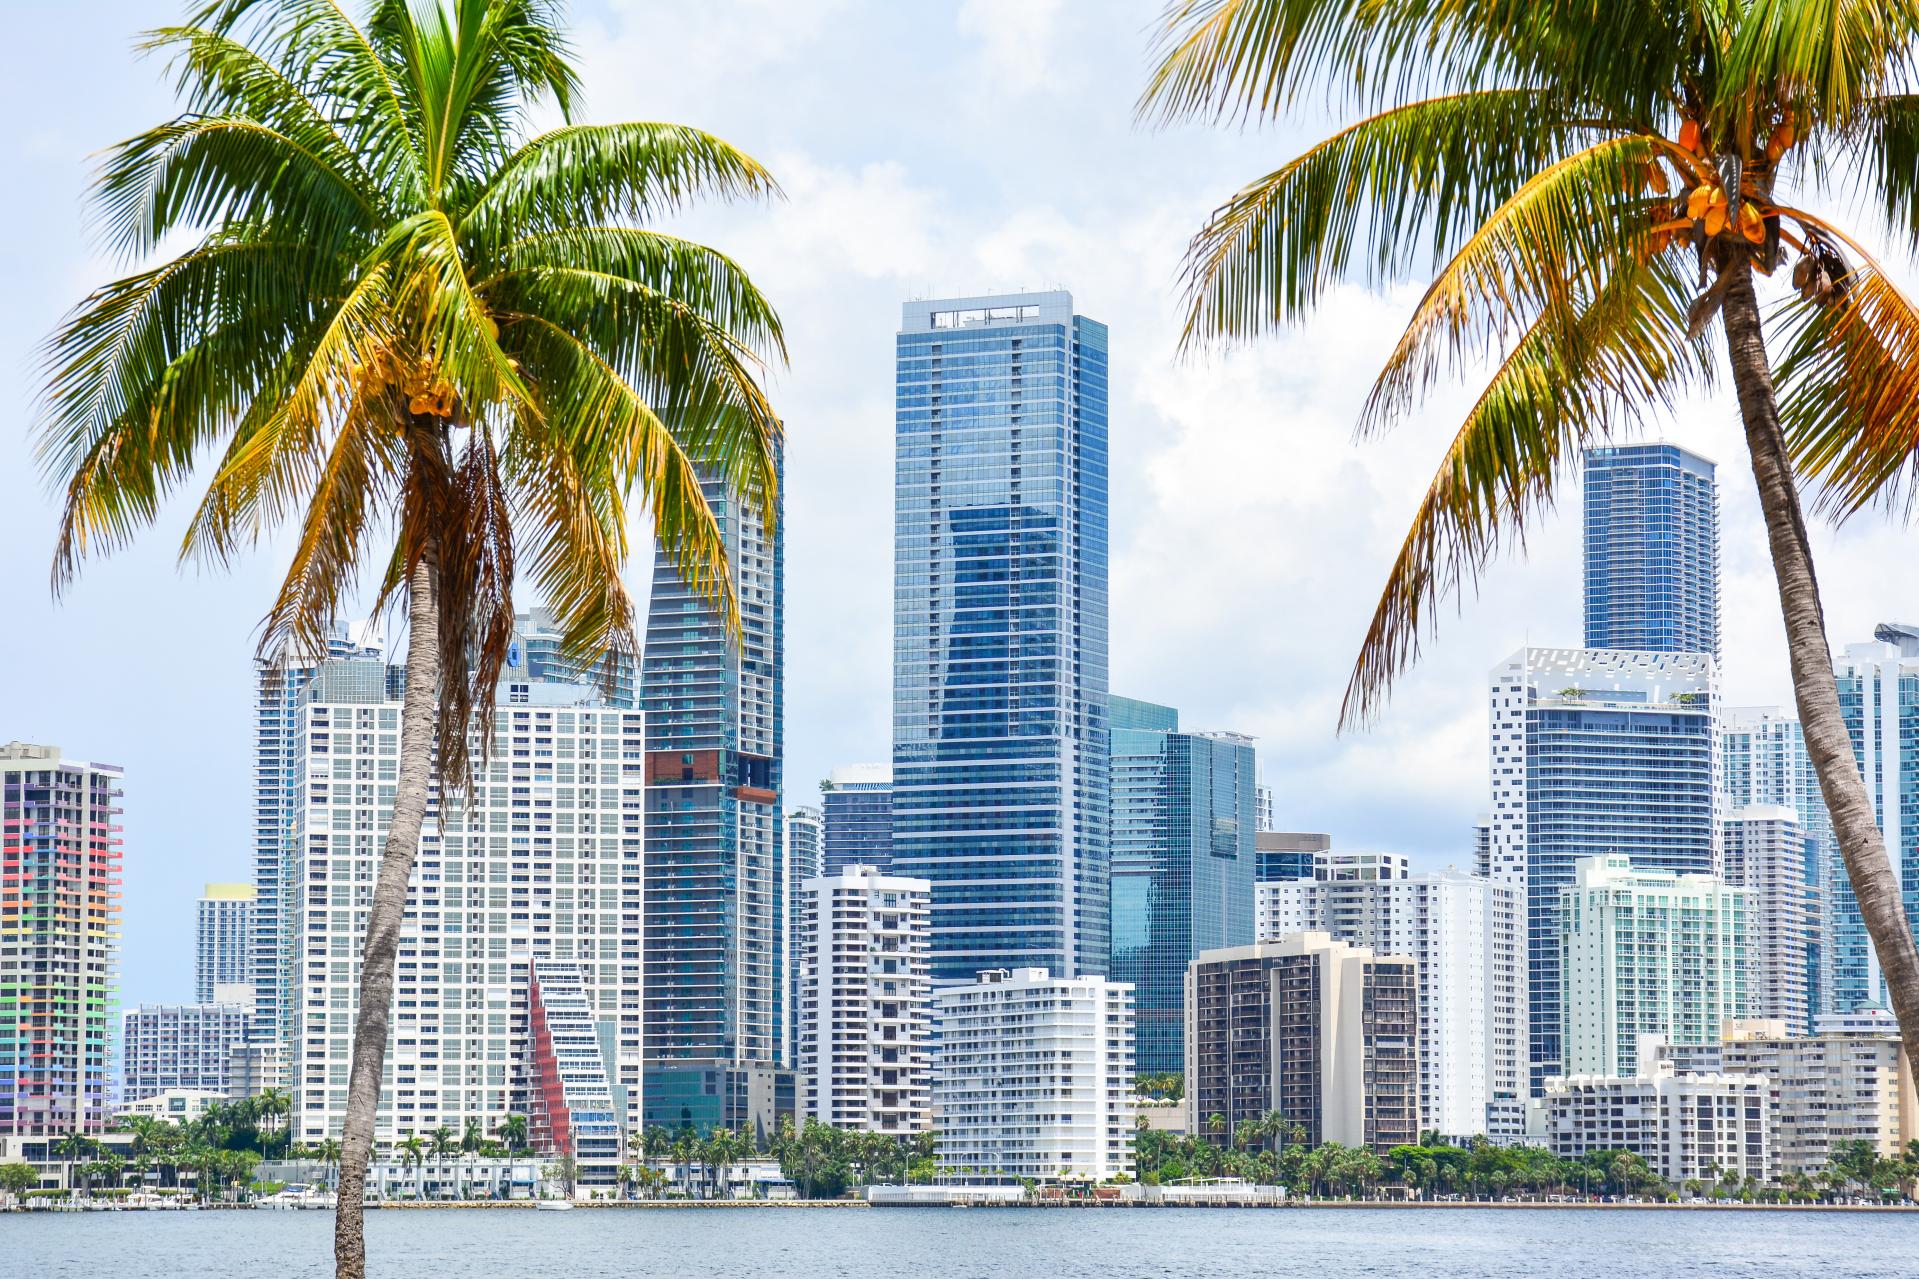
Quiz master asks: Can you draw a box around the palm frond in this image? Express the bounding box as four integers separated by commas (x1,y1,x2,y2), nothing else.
1773,212,1919,518
1718,0,1919,125
1175,89,1612,348
459,123,779,255
1361,135,1666,434
1842,94,1919,250
1343,249,1709,727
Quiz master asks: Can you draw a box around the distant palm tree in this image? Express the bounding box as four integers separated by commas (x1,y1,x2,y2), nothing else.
37,5,782,1272
317,1138,344,1191
1142,0,1919,1073
496,1114,530,1156
396,1134,426,1201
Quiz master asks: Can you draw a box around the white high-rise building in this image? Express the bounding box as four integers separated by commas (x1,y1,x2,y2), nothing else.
1560,855,1746,1078
252,621,385,1049
797,865,932,1133
1720,706,1832,1021
121,1003,249,1104
1259,855,1520,1140
195,884,254,1006
285,651,645,1146
1488,648,1719,1092
933,968,1134,1181
1723,806,1815,1032
785,806,823,1067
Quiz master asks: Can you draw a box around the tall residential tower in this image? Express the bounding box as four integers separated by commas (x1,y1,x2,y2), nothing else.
892,291,1111,981
1582,443,1720,659
641,468,788,1134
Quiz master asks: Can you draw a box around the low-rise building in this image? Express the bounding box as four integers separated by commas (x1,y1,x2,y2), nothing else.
1718,1012,1917,1176
797,865,932,1133
121,1003,251,1104
116,1088,229,1124
933,968,1134,1182
1186,932,1419,1153
1542,1047,1775,1185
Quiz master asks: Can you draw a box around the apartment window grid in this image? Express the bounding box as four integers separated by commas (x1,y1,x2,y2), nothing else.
287,688,644,1146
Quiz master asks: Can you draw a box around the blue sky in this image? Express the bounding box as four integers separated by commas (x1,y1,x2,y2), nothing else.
5,0,1917,1010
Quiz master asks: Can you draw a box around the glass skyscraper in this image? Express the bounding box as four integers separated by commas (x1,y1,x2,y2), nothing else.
1833,623,1919,1014
891,290,1111,982
820,764,893,874
1108,696,1256,1075
641,468,789,1135
1486,648,1718,1092
1583,443,1720,660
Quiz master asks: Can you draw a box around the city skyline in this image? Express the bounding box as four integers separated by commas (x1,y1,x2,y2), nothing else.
8,0,1919,1012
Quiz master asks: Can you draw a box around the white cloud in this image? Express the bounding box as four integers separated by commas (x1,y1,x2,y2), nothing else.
956,0,1068,95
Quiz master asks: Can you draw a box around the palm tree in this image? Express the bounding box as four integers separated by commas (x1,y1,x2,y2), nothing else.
38,4,783,1274
396,1134,426,1201
428,1126,457,1198
317,1137,344,1191
459,1117,486,1200
495,1114,530,1157
1143,0,1919,1072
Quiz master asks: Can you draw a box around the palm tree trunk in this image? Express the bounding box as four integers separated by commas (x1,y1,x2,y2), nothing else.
1720,260,1919,1074
335,540,441,1279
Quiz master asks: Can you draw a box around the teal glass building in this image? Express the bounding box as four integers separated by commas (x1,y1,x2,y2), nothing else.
891,291,1111,982
1108,696,1256,1076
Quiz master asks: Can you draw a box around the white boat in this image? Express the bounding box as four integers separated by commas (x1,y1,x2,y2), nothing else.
535,1199,575,1211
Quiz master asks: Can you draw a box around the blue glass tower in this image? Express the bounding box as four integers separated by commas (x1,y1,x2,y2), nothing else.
891,291,1111,981
1583,443,1720,660
1486,648,1719,1093
641,466,789,1135
820,765,893,874
1108,696,1256,1076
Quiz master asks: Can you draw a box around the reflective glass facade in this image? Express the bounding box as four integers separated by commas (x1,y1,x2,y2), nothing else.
1833,625,1919,1014
1486,649,1718,1093
820,765,893,874
1583,444,1720,660
891,291,1111,981
1108,696,1255,1075
642,465,788,1127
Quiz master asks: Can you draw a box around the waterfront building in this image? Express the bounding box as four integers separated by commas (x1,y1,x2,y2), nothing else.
526,961,625,1190
120,1002,249,1104
1185,933,1419,1153
227,1041,285,1102
1486,648,1718,1091
284,651,645,1148
1582,442,1720,660
1108,695,1256,1076
1542,1050,1773,1185
251,621,385,1050
641,463,789,1135
1255,783,1275,833
1724,806,1816,1031
796,865,932,1133
1559,855,1745,1079
0,743,123,1136
1259,855,1520,1141
1832,624,1919,1013
1254,830,1329,884
933,967,1134,1181
116,1088,228,1124
891,290,1111,982
1717,1013,1917,1176
195,883,254,1005
820,764,893,875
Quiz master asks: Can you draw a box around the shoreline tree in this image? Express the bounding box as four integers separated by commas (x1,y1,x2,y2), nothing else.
1141,0,1919,1072
36,1,784,1273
